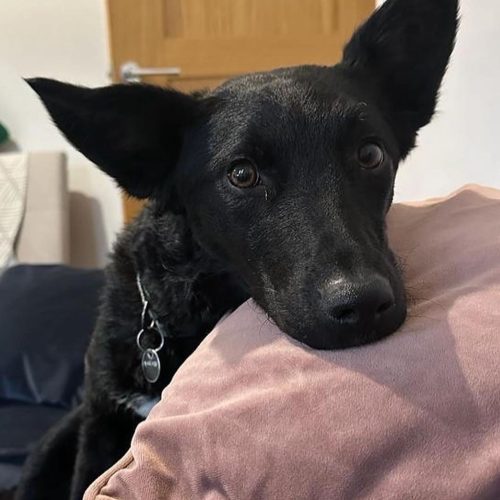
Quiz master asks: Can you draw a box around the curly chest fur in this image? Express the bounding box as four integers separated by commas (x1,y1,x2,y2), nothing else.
85,205,248,414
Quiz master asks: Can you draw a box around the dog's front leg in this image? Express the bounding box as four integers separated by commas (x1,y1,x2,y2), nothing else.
69,402,141,500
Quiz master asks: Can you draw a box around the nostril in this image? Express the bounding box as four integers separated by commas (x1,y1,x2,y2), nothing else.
332,307,359,325
376,300,394,317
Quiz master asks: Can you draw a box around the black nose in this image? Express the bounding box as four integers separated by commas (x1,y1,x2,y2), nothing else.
325,275,395,331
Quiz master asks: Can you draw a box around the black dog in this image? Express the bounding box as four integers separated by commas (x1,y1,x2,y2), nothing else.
16,0,458,498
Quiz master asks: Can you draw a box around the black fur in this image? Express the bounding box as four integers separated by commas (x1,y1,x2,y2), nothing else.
16,1,458,498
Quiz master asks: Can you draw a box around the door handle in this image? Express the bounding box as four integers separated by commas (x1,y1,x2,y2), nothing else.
120,61,181,83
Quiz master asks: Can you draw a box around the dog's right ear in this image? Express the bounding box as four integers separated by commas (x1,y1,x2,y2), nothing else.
26,78,199,199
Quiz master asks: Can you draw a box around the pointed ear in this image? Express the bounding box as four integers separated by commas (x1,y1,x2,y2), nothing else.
26,78,199,198
342,0,459,157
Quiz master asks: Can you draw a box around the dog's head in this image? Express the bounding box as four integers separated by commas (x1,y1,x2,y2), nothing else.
28,0,458,349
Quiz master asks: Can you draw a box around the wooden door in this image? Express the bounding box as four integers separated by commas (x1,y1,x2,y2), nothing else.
106,0,375,221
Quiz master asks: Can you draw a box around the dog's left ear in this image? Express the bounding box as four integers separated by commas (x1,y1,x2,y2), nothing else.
342,0,459,157
26,78,199,198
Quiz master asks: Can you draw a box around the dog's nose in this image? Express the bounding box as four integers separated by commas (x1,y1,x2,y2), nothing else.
325,275,395,331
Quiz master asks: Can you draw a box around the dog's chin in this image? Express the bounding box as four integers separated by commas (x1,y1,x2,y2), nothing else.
273,303,408,351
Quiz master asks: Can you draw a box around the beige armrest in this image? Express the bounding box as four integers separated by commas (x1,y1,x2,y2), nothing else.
16,152,70,264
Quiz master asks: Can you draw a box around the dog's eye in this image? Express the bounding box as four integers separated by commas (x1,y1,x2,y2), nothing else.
228,161,259,189
357,143,384,169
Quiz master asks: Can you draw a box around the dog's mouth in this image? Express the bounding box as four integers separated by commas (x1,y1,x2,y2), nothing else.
271,301,407,350
292,303,407,350
255,273,407,351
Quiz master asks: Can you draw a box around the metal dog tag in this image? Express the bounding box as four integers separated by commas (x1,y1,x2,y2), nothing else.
141,348,161,384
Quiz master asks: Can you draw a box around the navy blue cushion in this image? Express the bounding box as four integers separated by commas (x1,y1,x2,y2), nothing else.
0,265,104,408
0,402,67,490
0,265,104,490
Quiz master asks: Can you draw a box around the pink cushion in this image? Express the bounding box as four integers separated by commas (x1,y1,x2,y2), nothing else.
85,185,500,500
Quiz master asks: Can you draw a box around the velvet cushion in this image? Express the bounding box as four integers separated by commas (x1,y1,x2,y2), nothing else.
86,186,500,500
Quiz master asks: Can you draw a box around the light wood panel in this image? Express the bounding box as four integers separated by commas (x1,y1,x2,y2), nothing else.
106,0,375,222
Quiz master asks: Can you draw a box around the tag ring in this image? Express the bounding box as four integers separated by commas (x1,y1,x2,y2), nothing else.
136,325,164,352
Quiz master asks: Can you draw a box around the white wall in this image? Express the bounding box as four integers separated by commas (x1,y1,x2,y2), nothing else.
375,0,500,201
0,0,123,268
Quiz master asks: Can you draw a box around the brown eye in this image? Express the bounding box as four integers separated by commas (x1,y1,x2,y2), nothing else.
358,143,384,169
228,161,259,188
